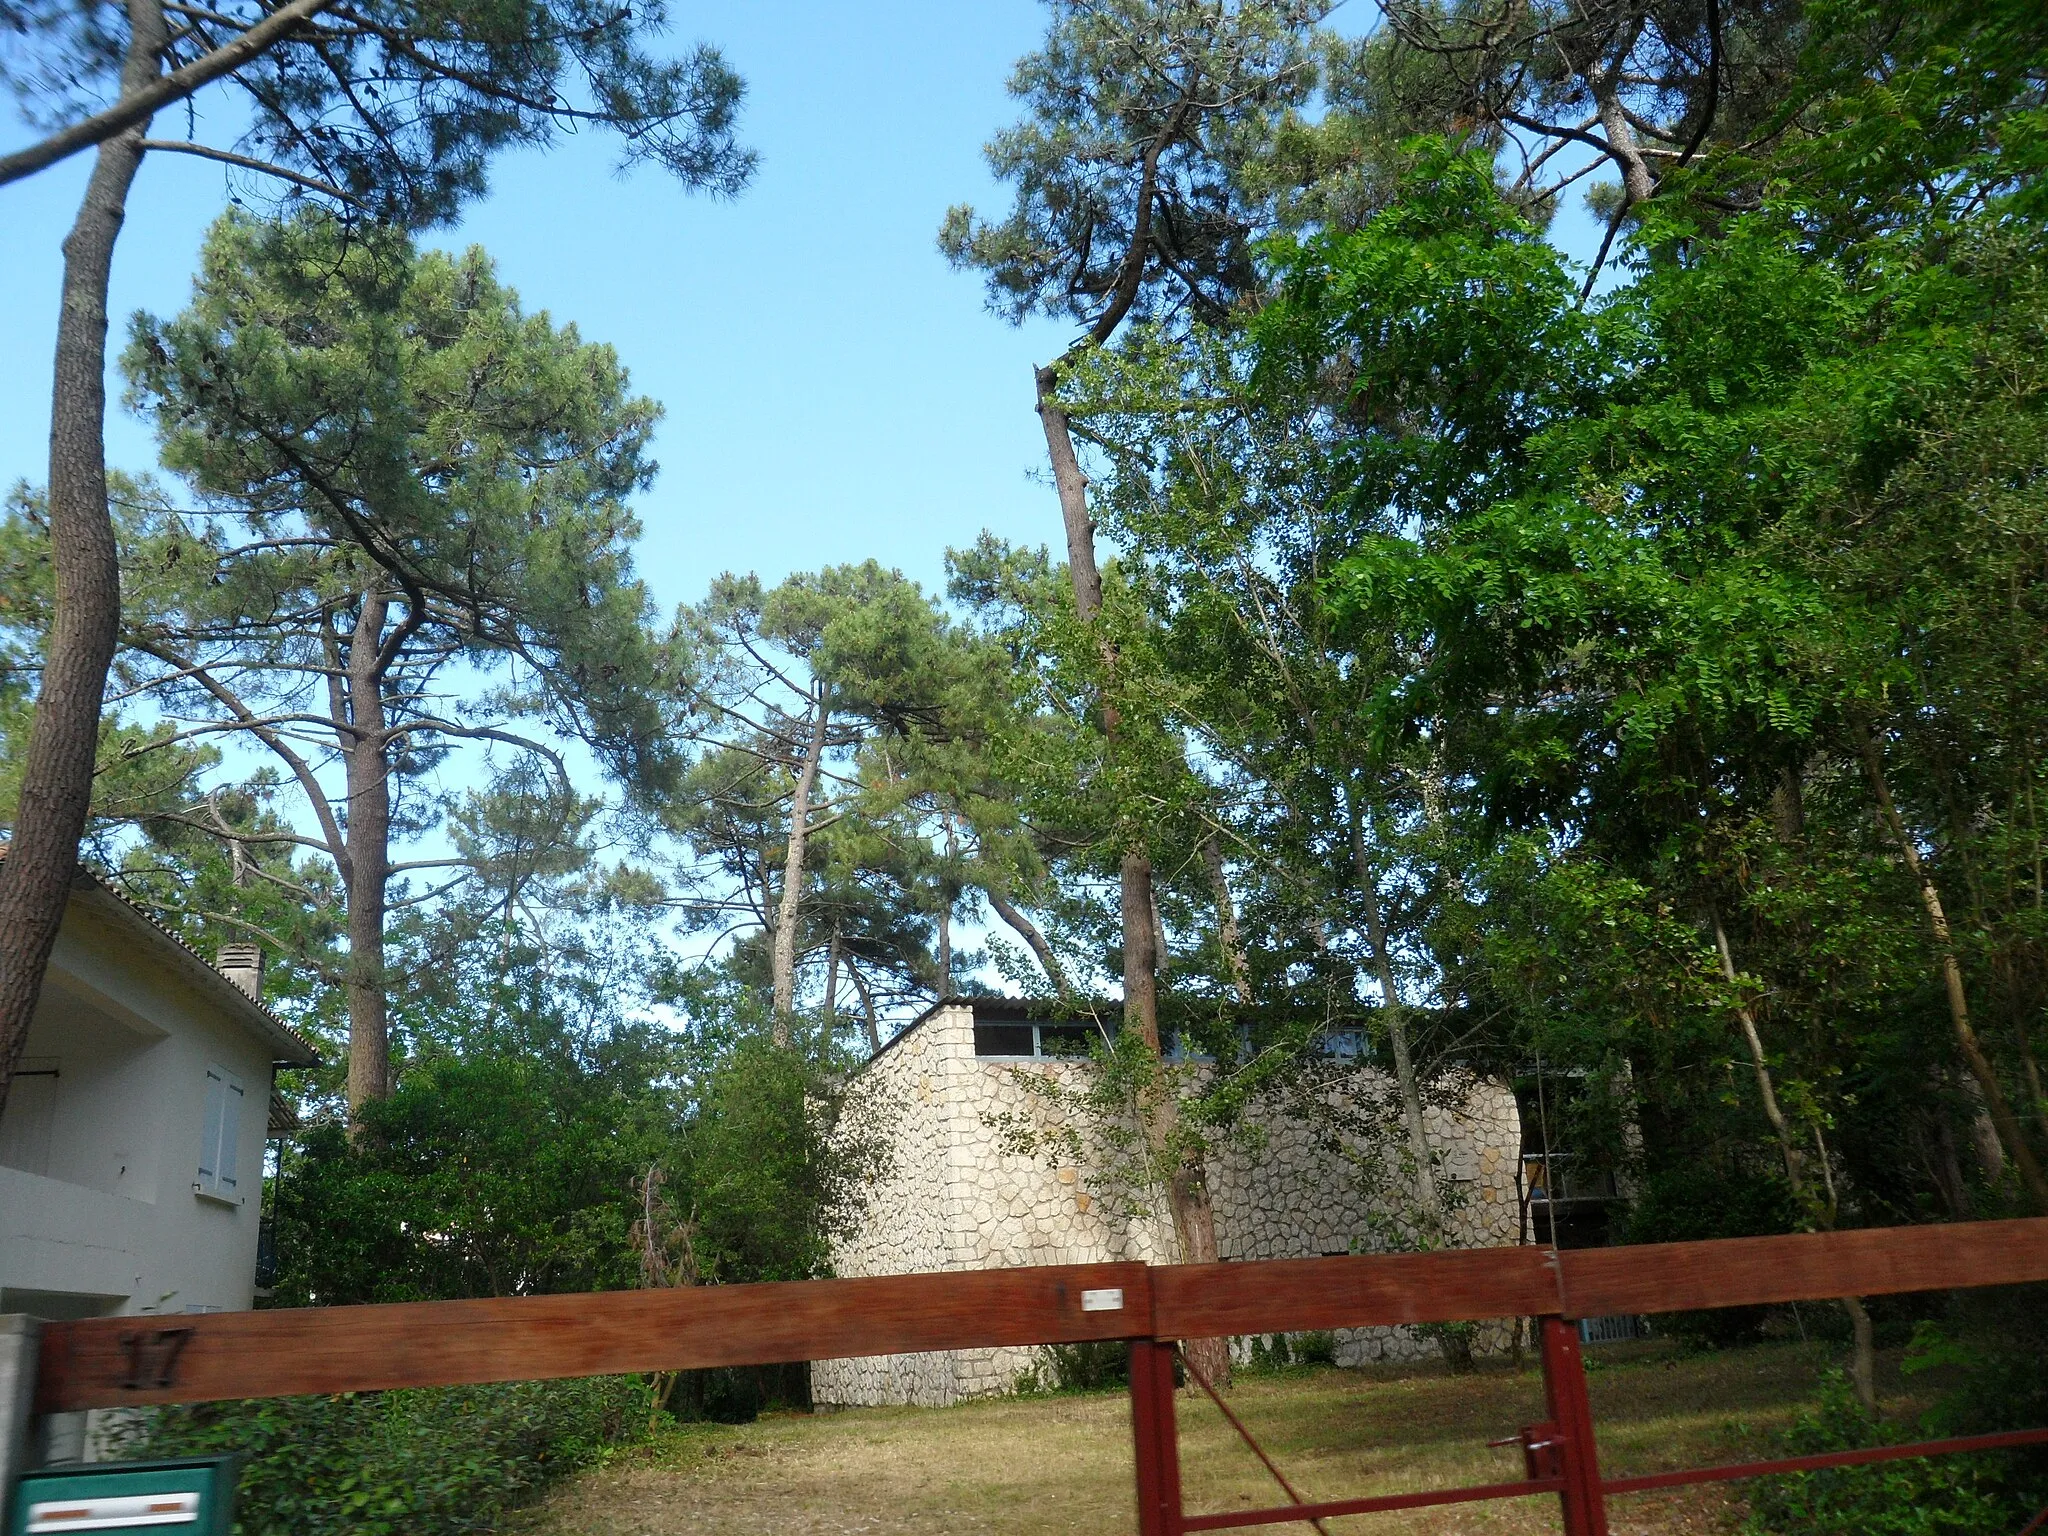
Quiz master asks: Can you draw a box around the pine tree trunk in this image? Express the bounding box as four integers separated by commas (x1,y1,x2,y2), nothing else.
1039,362,1226,1384
938,814,957,992
343,590,393,1116
772,685,829,1043
824,924,841,1040
0,0,163,1118
853,969,881,1056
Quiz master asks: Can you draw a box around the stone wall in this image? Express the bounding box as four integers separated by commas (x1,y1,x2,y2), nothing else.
1209,1081,1523,1366
808,1006,959,1407
811,1004,1524,1405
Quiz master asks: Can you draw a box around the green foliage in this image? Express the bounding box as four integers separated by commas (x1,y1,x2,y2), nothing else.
271,1010,865,1304
682,1033,865,1284
940,0,1327,333
107,1377,652,1536
1746,1372,2022,1535
1010,0,2048,1272
1622,1165,1801,1346
665,559,1014,1024
120,209,691,802
277,1043,675,1304
1244,1331,1338,1372
1624,1163,1800,1249
3,0,751,227
1015,1339,1133,1395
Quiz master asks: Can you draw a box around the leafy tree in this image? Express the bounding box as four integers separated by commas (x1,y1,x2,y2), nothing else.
1068,145,1600,1277
0,0,749,1117
682,1034,865,1284
52,210,688,1115
668,562,990,1043
1026,0,2048,1397
946,8,1331,1383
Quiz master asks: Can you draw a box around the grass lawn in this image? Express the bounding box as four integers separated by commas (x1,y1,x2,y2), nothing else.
520,1339,1882,1535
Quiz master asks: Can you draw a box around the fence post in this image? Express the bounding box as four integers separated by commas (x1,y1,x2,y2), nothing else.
1539,1315,1610,1536
1129,1337,1183,1536
1,1315,41,1510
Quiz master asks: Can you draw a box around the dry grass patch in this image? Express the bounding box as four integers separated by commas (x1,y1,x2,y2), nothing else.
521,1340,1870,1536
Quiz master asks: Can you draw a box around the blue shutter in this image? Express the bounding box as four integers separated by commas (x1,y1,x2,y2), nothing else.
216,1072,244,1196
198,1066,245,1198
197,1068,226,1192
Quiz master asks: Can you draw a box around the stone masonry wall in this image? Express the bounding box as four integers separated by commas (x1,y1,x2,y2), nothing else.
807,1007,958,1406
811,1006,1524,1405
1210,1080,1523,1366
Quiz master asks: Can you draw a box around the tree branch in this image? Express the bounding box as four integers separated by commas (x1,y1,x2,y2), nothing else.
136,137,364,204
126,638,352,870
0,0,338,188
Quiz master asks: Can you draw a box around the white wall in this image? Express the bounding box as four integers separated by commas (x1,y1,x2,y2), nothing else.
812,1005,1524,1405
809,1005,964,1406
0,896,275,1322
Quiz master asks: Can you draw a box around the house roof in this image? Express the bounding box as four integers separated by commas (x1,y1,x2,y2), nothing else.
2,853,325,1067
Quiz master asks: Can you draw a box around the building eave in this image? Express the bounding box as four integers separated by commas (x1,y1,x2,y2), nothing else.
66,871,322,1068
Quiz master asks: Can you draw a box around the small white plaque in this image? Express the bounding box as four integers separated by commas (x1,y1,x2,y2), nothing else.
29,1492,200,1531
1080,1287,1125,1312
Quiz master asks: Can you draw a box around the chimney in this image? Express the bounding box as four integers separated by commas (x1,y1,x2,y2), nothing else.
216,942,265,1002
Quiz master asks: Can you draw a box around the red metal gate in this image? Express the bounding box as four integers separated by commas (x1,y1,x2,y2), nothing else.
1130,1276,2048,1535
30,1217,2048,1532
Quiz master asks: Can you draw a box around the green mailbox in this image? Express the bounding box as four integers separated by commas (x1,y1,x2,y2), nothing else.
7,1456,237,1536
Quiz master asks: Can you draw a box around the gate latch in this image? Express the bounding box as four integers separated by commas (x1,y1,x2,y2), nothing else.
1490,1421,1564,1481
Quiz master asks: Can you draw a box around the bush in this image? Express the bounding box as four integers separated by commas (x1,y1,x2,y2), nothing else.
1749,1299,2048,1536
666,1361,812,1424
1245,1332,1337,1371
105,1375,653,1536
1621,1164,1797,1347
1746,1373,2014,1536
1293,1331,1338,1366
1015,1340,1133,1394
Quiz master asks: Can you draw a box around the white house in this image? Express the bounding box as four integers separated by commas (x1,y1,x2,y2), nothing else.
0,867,318,1326
812,998,1523,1406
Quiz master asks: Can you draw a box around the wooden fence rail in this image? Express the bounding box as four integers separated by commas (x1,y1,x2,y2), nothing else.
36,1216,2048,1412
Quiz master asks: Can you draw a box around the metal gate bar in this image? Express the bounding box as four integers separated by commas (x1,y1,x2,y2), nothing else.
1130,1313,2048,1536
1173,1345,1329,1534
1602,1425,2048,1494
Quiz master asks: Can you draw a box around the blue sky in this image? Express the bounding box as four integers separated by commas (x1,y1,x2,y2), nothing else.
1,3,1608,617
1,2,1075,614
0,3,1613,1000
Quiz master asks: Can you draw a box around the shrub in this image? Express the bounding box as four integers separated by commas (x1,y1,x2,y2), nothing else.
666,1361,812,1424
1621,1164,1797,1347
1293,1331,1338,1366
1749,1299,2048,1536
1745,1373,2013,1536
105,1375,653,1536
1245,1332,1337,1371
1015,1339,1133,1394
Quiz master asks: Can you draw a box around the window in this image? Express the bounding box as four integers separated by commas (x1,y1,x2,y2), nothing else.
0,1057,58,1177
972,1022,1035,1057
1323,1028,1367,1061
196,1065,245,1202
973,1021,1107,1059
